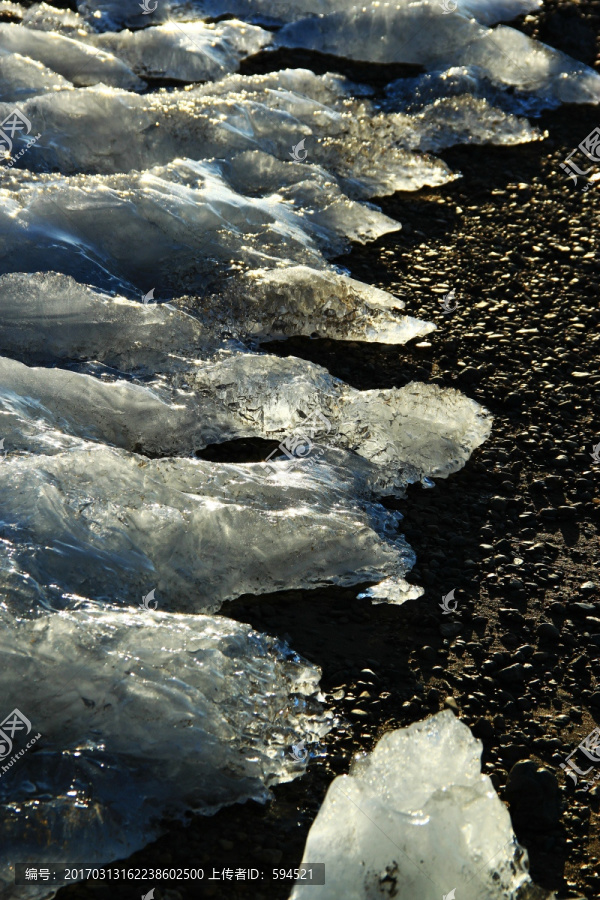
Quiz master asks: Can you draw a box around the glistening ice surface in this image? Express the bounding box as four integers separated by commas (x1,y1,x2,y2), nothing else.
0,607,330,898
0,0,587,891
290,710,546,900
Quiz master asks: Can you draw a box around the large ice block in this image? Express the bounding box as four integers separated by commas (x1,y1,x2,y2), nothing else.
291,710,553,900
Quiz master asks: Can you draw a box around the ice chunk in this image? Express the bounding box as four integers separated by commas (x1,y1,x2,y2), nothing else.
0,156,400,293
448,0,542,25
0,346,491,482
0,606,330,897
4,76,455,194
0,442,418,612
0,272,223,371
291,709,550,900
77,0,540,28
0,48,72,102
0,270,434,369
187,353,493,480
78,0,189,31
197,265,436,345
393,95,543,152
89,20,272,83
0,22,145,89
277,1,600,105
383,65,559,117
20,1,92,36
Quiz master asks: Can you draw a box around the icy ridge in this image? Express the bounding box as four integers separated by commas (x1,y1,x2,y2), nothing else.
0,606,330,897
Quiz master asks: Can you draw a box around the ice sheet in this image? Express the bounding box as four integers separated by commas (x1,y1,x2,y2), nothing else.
277,1,600,105
0,606,330,898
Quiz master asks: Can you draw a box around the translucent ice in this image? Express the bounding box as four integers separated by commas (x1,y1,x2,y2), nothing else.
77,0,541,28
0,606,330,897
383,65,561,117
0,442,418,612
0,23,144,89
19,1,92,37
0,157,400,292
89,20,273,83
0,270,434,365
0,49,72,102
0,272,219,371
196,265,436,345
6,75,455,194
291,709,551,900
0,348,491,483
185,352,493,481
390,95,543,151
277,1,600,105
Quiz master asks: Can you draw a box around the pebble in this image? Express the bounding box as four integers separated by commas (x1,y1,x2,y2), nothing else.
505,761,561,830
537,622,561,641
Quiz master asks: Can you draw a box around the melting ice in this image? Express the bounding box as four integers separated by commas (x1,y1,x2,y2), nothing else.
290,710,552,899
0,606,330,897
0,0,589,891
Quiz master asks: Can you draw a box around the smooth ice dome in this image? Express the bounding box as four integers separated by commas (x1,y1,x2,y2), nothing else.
291,710,551,900
277,1,600,105
89,20,272,82
0,22,144,88
0,607,330,897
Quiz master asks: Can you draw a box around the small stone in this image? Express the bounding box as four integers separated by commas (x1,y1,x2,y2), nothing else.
497,663,525,684
537,622,560,641
505,761,560,830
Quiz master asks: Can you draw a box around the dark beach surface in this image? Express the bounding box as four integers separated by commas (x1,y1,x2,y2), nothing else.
57,0,600,897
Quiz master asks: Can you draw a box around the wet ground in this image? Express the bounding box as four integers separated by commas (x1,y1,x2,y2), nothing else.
57,0,600,898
